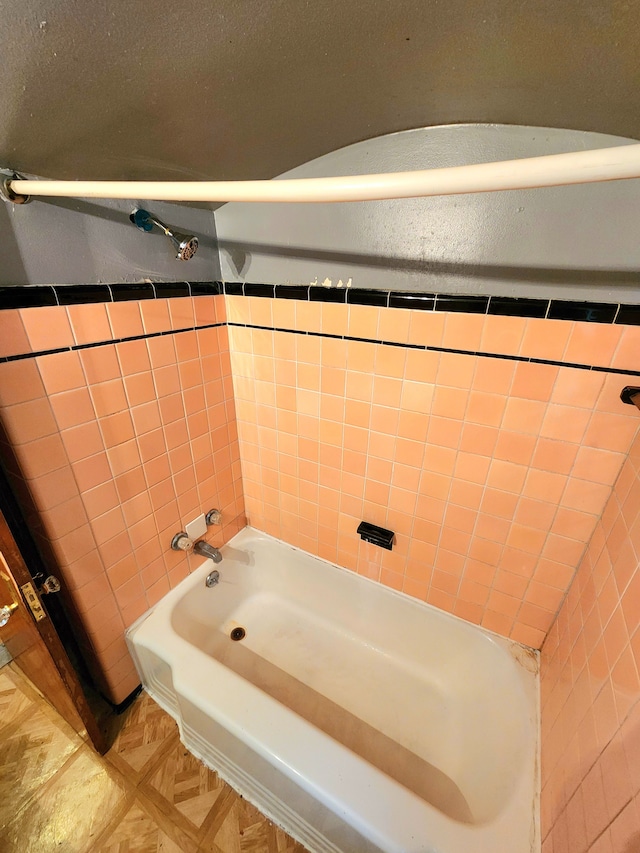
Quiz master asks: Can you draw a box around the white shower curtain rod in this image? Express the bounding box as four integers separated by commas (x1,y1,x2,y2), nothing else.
7,143,640,203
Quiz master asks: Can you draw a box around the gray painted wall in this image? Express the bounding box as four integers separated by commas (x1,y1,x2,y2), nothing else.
0,1,637,183
0,190,220,285
215,124,640,303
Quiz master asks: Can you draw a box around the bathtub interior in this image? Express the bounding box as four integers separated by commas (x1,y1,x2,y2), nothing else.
168,531,534,827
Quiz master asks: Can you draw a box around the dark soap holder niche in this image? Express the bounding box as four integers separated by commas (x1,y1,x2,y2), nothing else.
357,521,395,551
621,386,640,408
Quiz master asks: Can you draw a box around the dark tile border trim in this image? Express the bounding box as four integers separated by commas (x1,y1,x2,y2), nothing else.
2,312,637,377
227,283,636,326
1,280,639,326
0,282,224,311
347,288,387,307
0,285,58,309
244,282,275,299
275,284,309,301
189,282,223,296
56,284,113,305
227,322,640,378
435,295,489,314
389,292,435,311
0,322,226,364
547,300,618,324
153,282,190,298
309,286,346,303
111,283,155,302
110,683,143,715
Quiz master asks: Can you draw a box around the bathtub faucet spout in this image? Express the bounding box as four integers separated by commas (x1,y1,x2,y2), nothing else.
194,540,223,564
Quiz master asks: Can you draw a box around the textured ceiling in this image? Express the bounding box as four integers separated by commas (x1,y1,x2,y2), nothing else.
0,0,638,181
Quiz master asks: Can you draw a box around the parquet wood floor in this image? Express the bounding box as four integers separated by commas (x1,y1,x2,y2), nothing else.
0,666,309,852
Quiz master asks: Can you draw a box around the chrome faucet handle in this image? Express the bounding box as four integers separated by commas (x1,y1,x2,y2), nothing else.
205,509,222,525
170,532,194,552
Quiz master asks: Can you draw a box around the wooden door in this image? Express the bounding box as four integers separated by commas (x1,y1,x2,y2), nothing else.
0,509,106,752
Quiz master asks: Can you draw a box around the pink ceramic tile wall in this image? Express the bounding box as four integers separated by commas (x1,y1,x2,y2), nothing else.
540,431,640,853
0,295,244,704
2,288,640,706
228,295,640,649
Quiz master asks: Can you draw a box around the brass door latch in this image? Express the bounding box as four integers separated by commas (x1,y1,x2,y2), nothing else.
20,582,46,622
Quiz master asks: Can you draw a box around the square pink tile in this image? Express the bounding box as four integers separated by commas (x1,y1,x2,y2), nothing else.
67,303,112,345
19,306,74,352
0,310,31,358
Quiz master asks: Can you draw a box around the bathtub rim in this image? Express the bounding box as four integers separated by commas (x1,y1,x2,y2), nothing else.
130,525,541,674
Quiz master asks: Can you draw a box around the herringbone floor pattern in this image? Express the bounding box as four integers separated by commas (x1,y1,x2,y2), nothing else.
0,666,308,852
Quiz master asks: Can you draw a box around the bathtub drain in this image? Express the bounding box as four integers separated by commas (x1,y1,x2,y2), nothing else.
230,627,246,641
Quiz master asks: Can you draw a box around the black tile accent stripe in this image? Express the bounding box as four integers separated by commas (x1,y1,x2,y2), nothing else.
615,304,640,326
309,287,347,303
0,285,58,309
548,300,618,324
0,281,228,310
0,281,639,331
153,282,190,298
190,281,223,296
56,284,113,305
224,282,243,296
111,283,155,302
275,284,309,300
3,311,638,380
487,297,548,319
435,295,489,314
244,282,275,299
389,292,435,311
226,282,640,328
0,322,226,364
11,345,71,359
226,322,640,378
347,288,388,307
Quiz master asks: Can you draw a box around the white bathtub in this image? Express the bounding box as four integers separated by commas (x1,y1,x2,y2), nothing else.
127,527,539,853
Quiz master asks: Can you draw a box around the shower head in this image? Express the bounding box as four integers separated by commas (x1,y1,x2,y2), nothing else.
167,229,199,261
130,208,198,260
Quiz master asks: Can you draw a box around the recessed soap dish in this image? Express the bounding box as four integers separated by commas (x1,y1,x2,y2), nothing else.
357,521,395,551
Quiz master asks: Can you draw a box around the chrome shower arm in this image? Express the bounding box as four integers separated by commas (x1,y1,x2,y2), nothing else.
130,208,199,260
145,213,172,236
